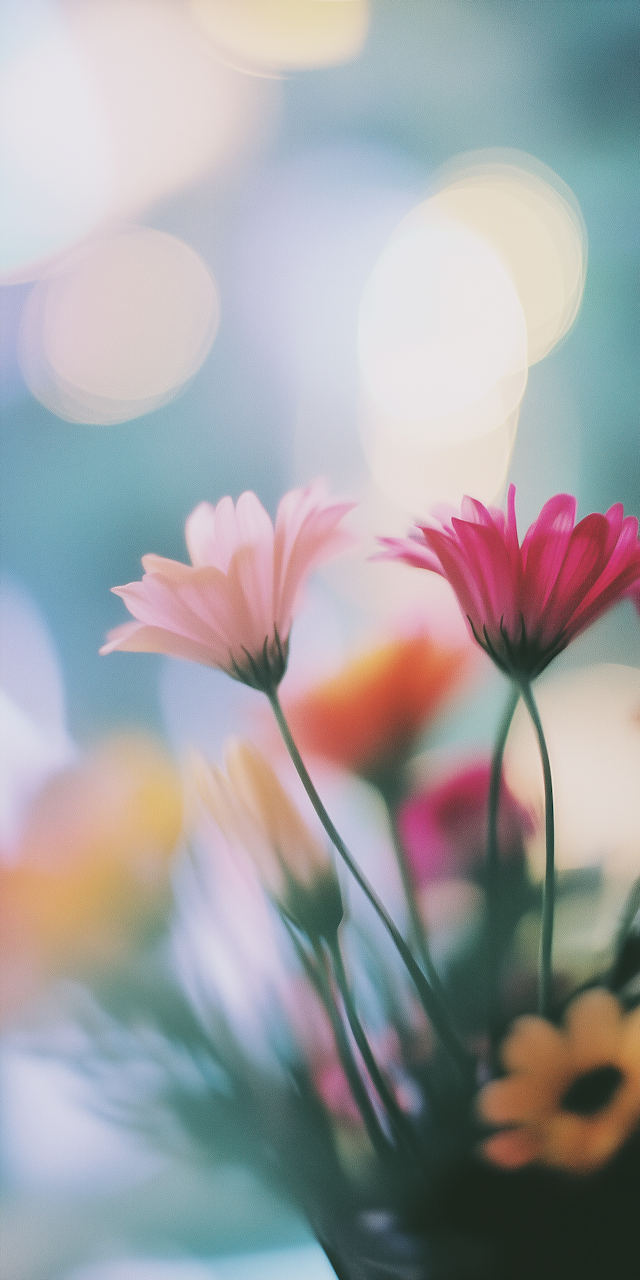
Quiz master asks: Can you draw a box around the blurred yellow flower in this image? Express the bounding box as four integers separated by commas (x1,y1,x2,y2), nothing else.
479,989,640,1174
0,734,182,1015
194,740,342,937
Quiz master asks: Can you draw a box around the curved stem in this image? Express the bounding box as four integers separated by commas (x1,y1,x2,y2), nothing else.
268,689,474,1082
283,919,390,1158
485,683,520,1037
376,773,447,1005
519,680,555,1017
328,935,421,1160
313,941,392,1159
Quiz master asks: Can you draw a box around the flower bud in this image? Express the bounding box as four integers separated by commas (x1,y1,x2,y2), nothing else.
194,742,342,938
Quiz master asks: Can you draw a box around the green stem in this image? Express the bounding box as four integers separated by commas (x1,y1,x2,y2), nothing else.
519,680,555,1017
328,935,421,1160
377,773,447,1005
313,941,392,1159
283,920,390,1158
485,684,520,1037
268,688,474,1082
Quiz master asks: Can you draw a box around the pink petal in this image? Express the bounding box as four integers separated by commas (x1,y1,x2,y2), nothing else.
376,536,448,575
224,542,276,658
113,574,226,648
460,495,500,531
234,490,275,552
520,494,577,617
537,514,609,643
418,528,489,628
141,554,195,582
99,621,228,666
567,516,640,637
274,487,356,633
602,502,625,556
448,519,519,638
185,501,224,569
480,1128,541,1169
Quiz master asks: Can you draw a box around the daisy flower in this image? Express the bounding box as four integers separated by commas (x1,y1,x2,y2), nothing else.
478,988,640,1174
193,740,342,939
101,481,355,691
380,486,640,681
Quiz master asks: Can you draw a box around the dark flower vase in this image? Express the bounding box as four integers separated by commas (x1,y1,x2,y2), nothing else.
314,1131,640,1280
318,1211,495,1280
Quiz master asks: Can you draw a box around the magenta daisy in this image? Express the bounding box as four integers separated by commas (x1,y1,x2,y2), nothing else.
101,481,355,691
380,485,640,681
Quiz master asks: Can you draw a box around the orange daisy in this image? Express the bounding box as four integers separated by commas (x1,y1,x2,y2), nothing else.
478,988,640,1174
285,633,466,780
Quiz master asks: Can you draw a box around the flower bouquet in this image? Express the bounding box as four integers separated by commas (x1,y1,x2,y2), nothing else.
92,480,640,1277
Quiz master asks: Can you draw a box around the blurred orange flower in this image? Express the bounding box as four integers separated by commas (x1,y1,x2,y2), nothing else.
478,989,640,1174
0,734,182,1018
284,633,467,780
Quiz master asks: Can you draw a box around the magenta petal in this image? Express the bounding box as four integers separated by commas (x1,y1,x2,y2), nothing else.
383,486,639,679
376,535,448,575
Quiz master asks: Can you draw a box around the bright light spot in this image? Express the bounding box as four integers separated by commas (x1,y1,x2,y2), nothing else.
359,221,527,431
318,482,475,646
363,395,520,517
427,149,587,365
1,0,276,282
357,149,585,515
0,1050,163,1192
18,228,220,424
0,1,113,279
0,578,76,857
189,0,370,73
504,664,640,880
357,209,527,514
66,0,274,214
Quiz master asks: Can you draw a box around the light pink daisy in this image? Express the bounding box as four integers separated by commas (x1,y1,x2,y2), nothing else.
101,482,355,690
380,485,640,681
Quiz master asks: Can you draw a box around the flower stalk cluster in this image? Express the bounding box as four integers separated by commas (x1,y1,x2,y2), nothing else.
103,478,640,1177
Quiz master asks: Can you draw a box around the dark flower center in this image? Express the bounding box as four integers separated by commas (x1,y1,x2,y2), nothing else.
560,1064,624,1116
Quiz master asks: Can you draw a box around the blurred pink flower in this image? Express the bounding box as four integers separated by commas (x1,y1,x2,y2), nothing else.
101,482,355,689
398,762,534,888
380,485,640,680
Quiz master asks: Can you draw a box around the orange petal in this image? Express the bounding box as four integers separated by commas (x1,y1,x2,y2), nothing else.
564,989,624,1061
501,1014,566,1075
478,1075,552,1125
